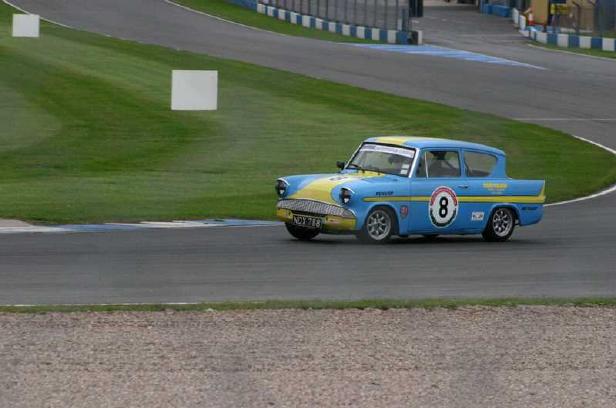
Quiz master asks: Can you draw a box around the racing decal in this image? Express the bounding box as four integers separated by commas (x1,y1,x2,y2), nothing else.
471,211,485,221
483,182,508,194
327,175,353,182
429,186,459,228
360,143,415,158
400,205,409,219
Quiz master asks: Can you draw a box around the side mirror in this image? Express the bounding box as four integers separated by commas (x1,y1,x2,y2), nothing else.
336,161,346,170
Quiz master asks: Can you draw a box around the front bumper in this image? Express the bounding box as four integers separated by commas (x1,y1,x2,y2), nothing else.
276,199,357,232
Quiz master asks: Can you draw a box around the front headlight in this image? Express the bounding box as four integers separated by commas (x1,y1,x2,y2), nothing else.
275,178,289,197
339,188,353,205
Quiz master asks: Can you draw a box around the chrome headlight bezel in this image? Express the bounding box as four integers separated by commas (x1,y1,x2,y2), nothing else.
339,187,353,205
275,178,289,198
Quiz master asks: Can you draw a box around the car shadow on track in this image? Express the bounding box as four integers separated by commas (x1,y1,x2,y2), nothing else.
281,235,543,247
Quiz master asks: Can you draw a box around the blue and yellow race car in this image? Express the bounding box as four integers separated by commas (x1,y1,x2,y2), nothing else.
275,136,545,243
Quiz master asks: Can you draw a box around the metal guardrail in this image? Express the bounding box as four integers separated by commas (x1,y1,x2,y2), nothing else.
259,0,422,31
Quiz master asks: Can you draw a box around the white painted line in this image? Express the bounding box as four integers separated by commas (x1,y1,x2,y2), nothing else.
514,118,616,122
0,220,283,234
162,0,294,38
3,0,72,28
546,135,616,207
527,44,616,61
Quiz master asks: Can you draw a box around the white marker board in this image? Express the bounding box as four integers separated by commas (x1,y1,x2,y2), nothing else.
12,14,40,38
171,70,218,111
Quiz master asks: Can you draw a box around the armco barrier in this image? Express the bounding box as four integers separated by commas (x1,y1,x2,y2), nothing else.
256,3,416,44
516,12,616,52
482,3,510,18
484,5,614,53
230,0,257,9
524,26,616,52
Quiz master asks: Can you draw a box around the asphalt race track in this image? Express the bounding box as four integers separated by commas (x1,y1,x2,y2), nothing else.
2,0,616,305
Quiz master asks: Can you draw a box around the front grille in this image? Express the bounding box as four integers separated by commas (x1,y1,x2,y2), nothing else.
277,199,355,218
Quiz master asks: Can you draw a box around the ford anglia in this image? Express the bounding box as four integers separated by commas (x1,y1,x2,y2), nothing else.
275,136,545,243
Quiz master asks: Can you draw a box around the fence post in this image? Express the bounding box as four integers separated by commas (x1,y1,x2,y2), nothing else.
373,0,377,27
385,0,389,29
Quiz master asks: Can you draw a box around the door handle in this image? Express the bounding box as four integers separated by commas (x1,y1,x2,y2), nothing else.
457,185,469,189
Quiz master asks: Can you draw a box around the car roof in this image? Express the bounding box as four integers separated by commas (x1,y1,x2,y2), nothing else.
364,136,505,156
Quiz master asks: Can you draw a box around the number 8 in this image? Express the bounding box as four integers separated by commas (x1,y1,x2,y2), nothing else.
439,197,448,218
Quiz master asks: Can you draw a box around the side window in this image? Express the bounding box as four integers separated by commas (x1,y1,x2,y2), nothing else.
464,151,497,177
424,150,461,178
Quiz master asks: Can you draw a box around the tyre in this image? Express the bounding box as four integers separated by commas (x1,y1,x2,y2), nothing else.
357,207,397,244
285,223,320,241
482,207,515,242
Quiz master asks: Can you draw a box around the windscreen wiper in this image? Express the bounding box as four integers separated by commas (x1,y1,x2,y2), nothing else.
346,163,366,172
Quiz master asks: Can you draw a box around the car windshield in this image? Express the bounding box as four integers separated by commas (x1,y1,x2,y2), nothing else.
348,143,416,177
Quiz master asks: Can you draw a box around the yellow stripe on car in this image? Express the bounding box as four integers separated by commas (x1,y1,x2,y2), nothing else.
364,194,546,204
289,172,381,204
373,136,440,146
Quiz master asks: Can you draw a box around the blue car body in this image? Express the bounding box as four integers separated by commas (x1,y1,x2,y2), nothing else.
276,136,545,239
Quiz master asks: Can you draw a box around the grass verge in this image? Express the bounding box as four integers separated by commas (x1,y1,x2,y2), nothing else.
1,3,615,223
531,42,616,59
172,0,375,43
2,298,616,313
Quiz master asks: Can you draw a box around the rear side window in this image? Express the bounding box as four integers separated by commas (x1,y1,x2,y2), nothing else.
464,151,497,177
416,150,460,178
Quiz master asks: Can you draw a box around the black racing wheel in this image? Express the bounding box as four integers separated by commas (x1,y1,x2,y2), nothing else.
482,207,516,242
285,223,320,241
357,207,397,244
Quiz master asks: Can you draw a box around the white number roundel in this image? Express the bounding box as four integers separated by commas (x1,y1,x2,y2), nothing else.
429,186,459,228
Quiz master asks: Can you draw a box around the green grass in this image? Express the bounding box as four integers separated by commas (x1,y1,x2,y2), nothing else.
532,42,616,59
1,3,615,223
173,0,375,43
2,298,616,313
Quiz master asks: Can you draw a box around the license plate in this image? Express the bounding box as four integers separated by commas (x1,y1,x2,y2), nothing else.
292,215,322,229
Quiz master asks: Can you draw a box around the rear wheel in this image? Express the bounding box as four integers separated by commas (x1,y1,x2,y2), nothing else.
482,207,515,242
357,207,396,244
285,223,320,241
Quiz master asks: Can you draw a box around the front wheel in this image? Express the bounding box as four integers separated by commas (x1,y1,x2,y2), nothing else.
285,223,320,241
482,207,515,242
357,207,396,244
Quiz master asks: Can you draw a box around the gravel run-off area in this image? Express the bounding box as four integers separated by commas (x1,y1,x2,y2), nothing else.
1,306,615,407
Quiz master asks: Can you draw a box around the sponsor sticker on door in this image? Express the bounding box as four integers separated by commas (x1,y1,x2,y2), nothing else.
472,211,485,222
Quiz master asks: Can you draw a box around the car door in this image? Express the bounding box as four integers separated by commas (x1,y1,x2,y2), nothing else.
408,149,467,234
457,149,502,232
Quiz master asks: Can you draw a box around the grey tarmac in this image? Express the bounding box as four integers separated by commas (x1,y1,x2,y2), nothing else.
2,0,616,305
0,194,615,305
